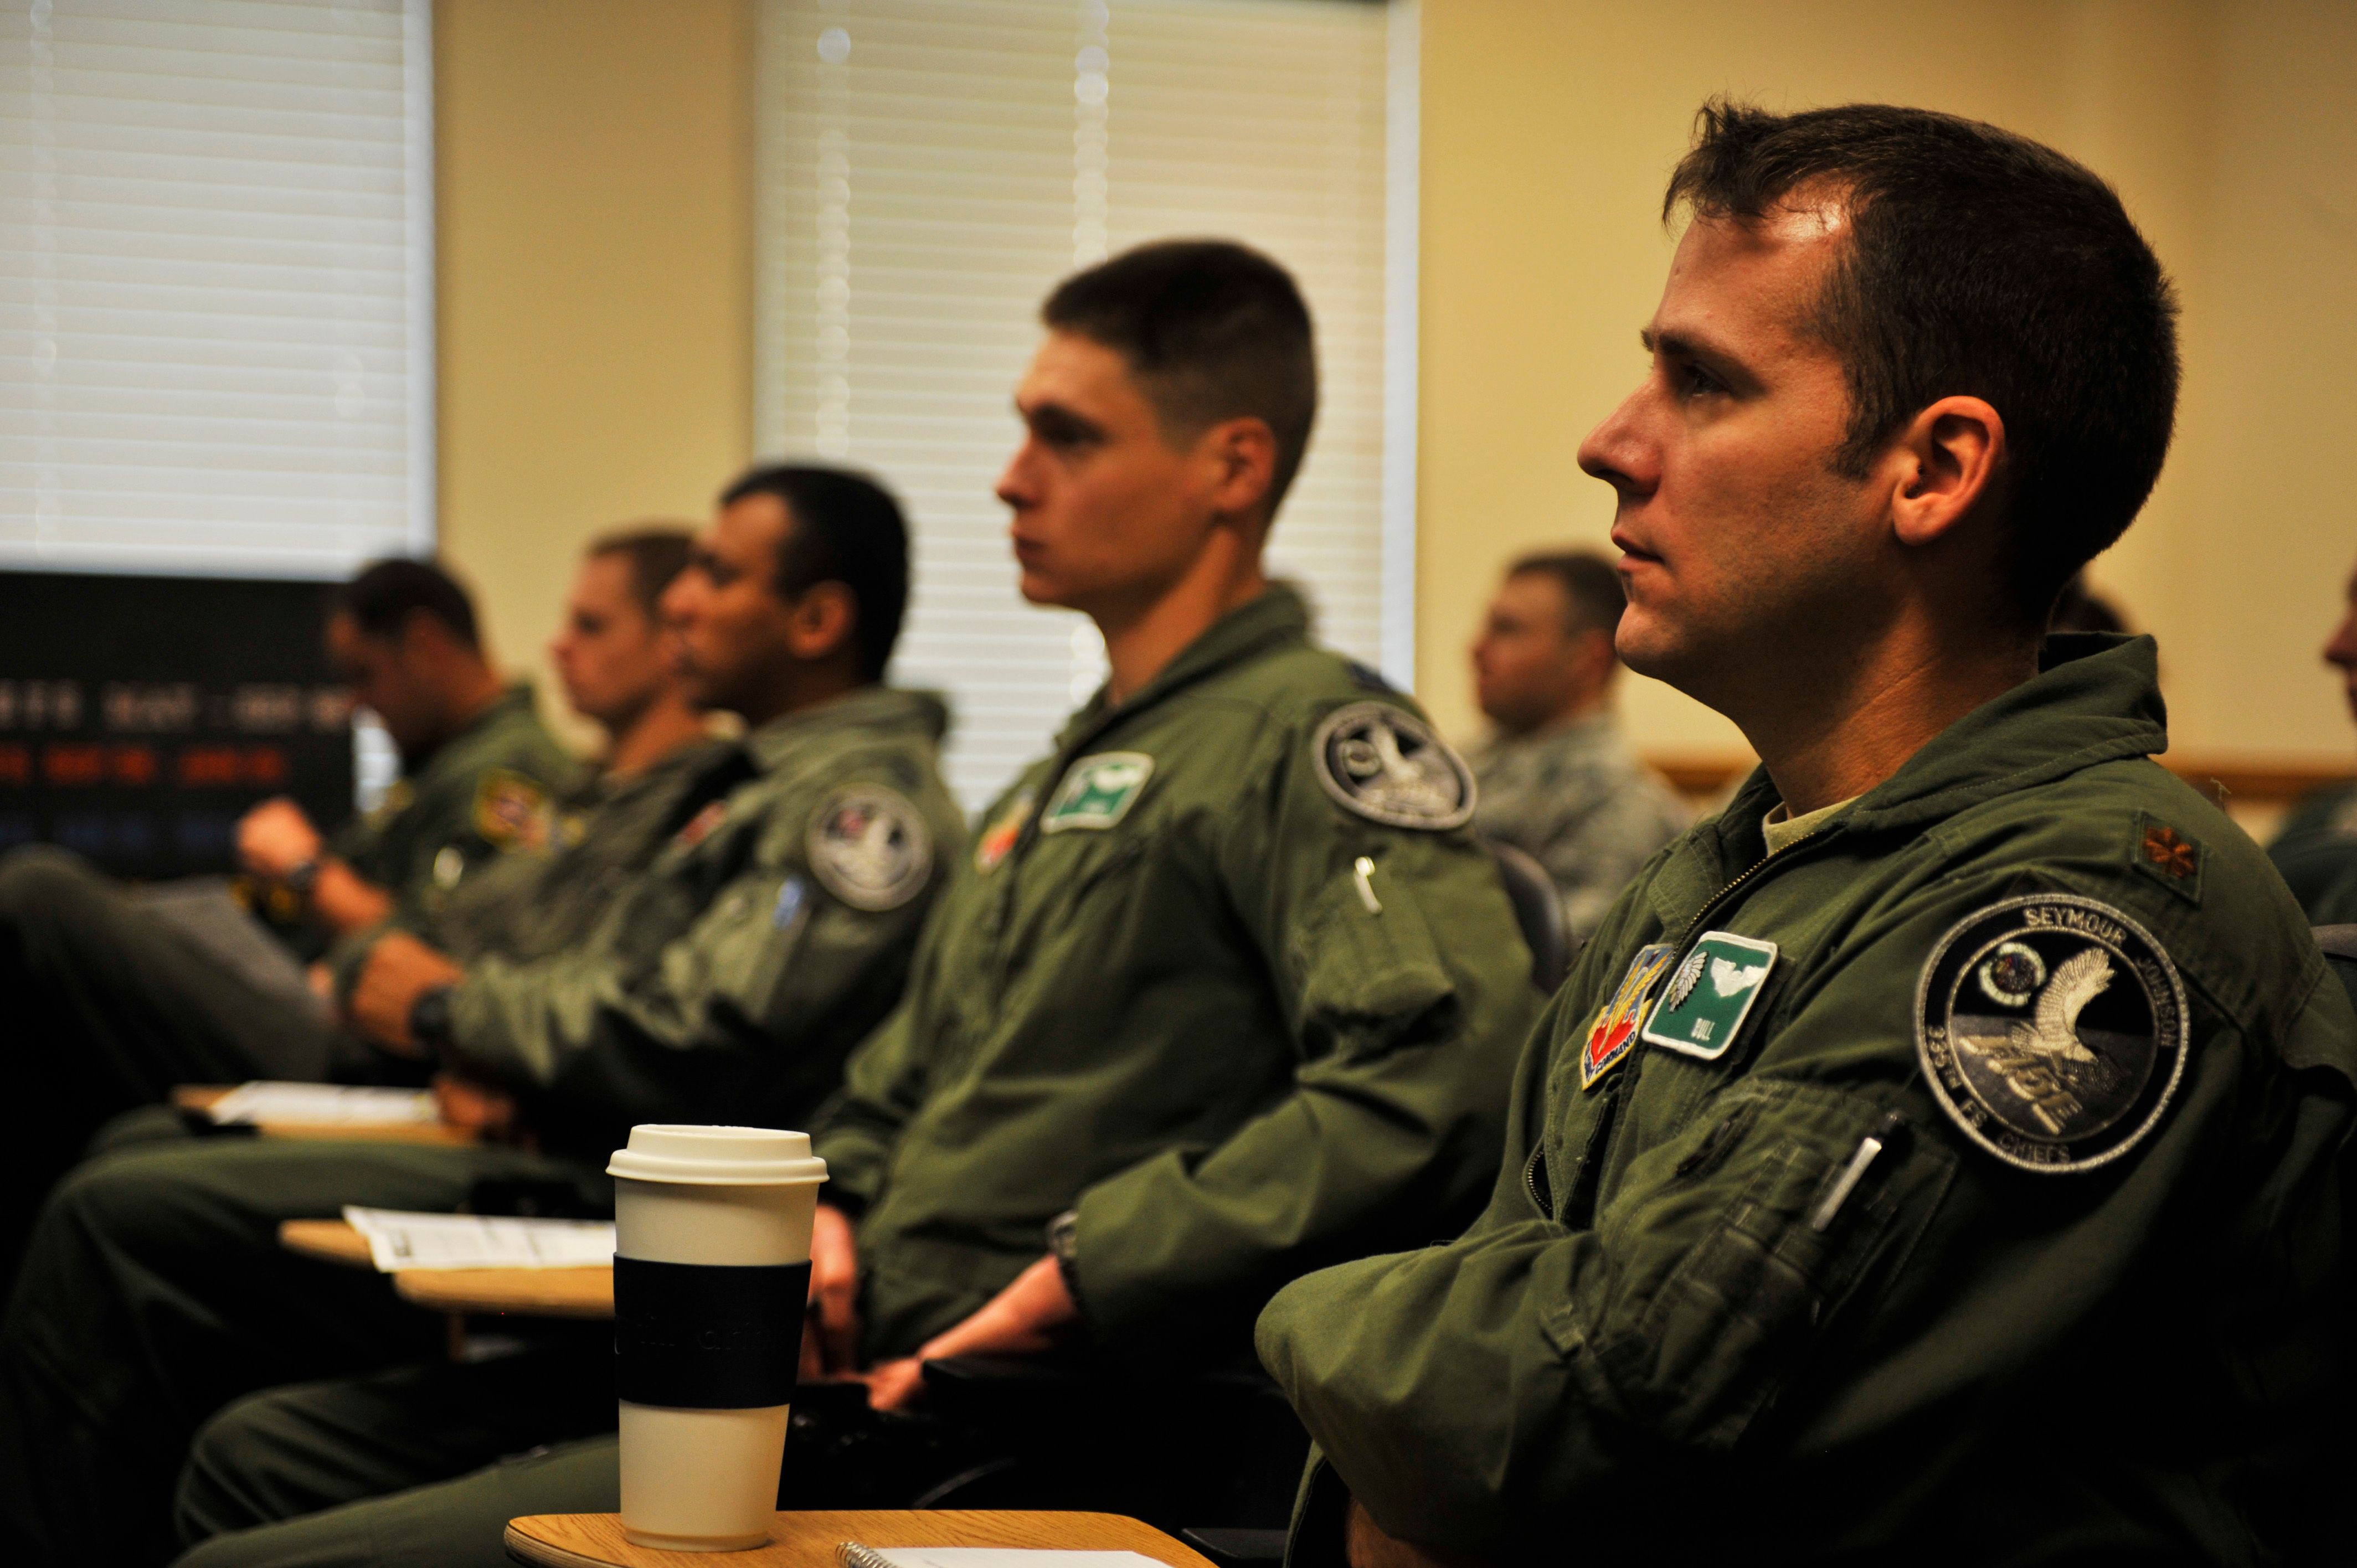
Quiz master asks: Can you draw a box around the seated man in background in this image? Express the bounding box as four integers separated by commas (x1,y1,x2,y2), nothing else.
1466,549,1689,941
163,241,1539,1568
0,466,966,1568
0,558,577,1267
1257,101,2355,1567
2269,554,2357,921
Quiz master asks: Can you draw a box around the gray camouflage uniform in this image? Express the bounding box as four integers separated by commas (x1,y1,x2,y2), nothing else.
1466,713,1690,942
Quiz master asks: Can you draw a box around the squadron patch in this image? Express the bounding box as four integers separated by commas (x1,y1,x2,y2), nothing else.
1312,702,1475,831
806,785,933,911
1642,931,1778,1061
473,768,551,850
1039,753,1154,834
1916,894,2188,1174
975,791,1036,872
1580,942,1676,1090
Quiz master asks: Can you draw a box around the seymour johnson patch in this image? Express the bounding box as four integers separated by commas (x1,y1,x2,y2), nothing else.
1580,942,1676,1091
806,785,933,912
1313,702,1475,831
473,768,551,850
1916,894,2188,1173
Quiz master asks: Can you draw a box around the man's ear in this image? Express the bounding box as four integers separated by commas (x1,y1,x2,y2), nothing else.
784,580,859,664
1886,395,2004,549
1201,416,1280,523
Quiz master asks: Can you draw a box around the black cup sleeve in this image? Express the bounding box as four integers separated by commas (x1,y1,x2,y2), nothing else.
613,1256,810,1409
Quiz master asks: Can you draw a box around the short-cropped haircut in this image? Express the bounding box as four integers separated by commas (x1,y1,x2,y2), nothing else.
718,464,912,683
586,527,696,619
1509,550,1628,638
1042,239,1319,513
1665,100,2180,627
332,558,480,651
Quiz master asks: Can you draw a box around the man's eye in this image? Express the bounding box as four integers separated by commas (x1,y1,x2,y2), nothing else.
1675,362,1726,398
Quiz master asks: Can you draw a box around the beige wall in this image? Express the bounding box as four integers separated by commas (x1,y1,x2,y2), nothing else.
433,0,2356,775
434,0,752,747
1415,0,2357,773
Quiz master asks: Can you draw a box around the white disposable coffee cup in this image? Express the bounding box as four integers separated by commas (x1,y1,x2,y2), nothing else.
608,1125,828,1551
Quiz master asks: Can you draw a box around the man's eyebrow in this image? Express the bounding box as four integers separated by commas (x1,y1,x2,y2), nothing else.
1016,396,1107,439
1642,326,1757,386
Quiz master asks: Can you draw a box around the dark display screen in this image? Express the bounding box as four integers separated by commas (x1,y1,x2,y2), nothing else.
0,572,356,879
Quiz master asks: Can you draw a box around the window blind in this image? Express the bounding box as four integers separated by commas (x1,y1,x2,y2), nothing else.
754,0,1414,810
0,0,434,579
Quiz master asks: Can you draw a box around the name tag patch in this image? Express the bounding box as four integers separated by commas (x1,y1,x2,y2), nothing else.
1040,752,1154,834
1643,932,1778,1060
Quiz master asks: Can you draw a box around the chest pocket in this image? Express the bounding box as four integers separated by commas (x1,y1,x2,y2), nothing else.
1289,865,1458,1064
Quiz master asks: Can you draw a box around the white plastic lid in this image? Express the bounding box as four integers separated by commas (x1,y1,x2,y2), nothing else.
606,1125,829,1187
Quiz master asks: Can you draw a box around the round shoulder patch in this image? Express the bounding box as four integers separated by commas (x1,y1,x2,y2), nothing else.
1915,894,2188,1174
806,784,933,912
1311,701,1476,831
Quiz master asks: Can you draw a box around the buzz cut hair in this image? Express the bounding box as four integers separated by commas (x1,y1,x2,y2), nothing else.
718,464,912,684
1042,238,1319,514
1664,100,2180,629
1509,550,1627,639
586,527,696,620
332,558,480,652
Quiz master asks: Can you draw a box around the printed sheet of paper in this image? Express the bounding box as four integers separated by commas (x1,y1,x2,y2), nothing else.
207,1082,439,1127
341,1208,616,1272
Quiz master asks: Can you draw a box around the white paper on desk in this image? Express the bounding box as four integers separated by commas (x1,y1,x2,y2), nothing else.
341,1208,616,1272
846,1554,1163,1567
207,1082,438,1127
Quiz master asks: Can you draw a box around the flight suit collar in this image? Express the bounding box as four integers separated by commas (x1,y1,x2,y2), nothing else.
1048,584,1312,755
740,685,949,772
1651,633,2169,925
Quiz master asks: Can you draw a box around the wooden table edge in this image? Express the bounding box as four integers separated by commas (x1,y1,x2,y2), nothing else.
505,1511,1220,1568
506,1521,614,1568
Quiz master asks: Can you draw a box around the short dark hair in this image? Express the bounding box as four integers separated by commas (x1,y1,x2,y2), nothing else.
586,527,695,620
1664,100,2181,625
332,558,480,651
718,465,911,683
1509,550,1627,638
1042,239,1319,513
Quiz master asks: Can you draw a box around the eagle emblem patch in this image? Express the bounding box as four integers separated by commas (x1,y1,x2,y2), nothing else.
806,785,933,911
1312,702,1475,831
1580,942,1676,1090
1916,894,2188,1173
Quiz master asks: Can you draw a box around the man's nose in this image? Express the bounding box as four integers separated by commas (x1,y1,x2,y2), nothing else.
1577,387,1657,495
994,442,1037,508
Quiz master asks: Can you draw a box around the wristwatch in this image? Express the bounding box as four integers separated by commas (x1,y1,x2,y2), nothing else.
1044,1208,1084,1306
282,857,322,899
408,984,457,1054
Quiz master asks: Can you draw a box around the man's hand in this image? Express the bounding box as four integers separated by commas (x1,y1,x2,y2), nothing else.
1346,1502,1484,1568
865,1252,1080,1412
432,1070,518,1138
347,931,466,1055
806,1204,862,1375
236,797,324,881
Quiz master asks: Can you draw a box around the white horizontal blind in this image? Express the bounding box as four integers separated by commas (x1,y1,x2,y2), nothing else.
755,0,1411,810
0,0,434,579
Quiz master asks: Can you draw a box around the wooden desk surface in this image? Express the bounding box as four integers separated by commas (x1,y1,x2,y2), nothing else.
506,1510,1217,1568
173,1085,477,1147
278,1219,617,1319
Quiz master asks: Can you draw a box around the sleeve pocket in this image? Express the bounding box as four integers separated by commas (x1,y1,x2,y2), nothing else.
1289,866,1460,1064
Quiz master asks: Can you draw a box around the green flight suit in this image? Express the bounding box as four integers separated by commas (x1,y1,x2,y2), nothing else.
2269,780,2357,921
1257,633,2357,1566
0,683,576,1274
0,687,963,1568
157,586,1541,1568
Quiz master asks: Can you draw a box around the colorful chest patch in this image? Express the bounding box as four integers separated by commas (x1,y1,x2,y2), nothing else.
1039,752,1154,834
1916,894,2188,1174
1313,702,1475,831
1643,932,1778,1060
473,768,551,850
975,791,1036,873
674,798,729,850
806,785,933,911
1579,942,1676,1090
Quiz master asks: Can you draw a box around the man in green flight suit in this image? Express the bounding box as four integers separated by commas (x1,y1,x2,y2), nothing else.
0,465,966,1568
2268,553,2357,922
161,240,1540,1568
1257,102,2357,1567
0,558,578,1268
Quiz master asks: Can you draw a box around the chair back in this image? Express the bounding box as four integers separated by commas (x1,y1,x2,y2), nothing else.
1487,839,1573,994
2317,925,2357,1013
